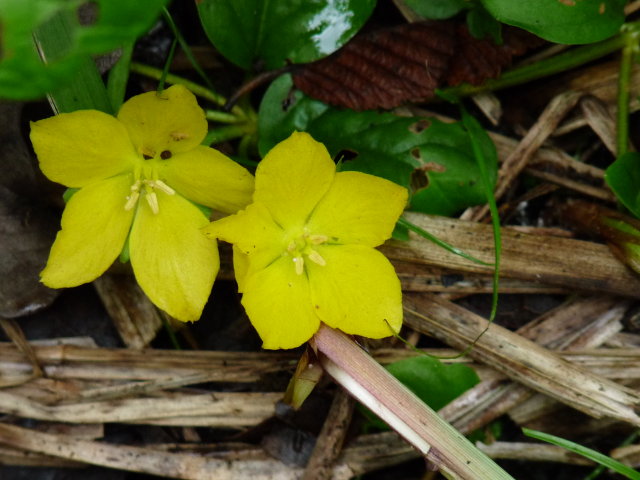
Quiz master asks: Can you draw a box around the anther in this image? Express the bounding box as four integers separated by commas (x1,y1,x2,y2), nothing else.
287,241,296,253
309,234,329,245
124,191,139,211
293,256,304,275
146,192,160,214
153,180,175,195
307,249,326,266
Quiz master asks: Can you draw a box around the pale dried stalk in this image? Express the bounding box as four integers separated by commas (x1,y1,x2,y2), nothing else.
93,275,162,349
0,389,279,427
462,90,583,221
477,442,594,466
404,293,640,426
382,213,640,297
312,324,515,480
579,95,618,155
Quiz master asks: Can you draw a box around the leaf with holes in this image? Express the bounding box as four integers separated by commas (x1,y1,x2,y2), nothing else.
258,74,498,216
197,0,375,70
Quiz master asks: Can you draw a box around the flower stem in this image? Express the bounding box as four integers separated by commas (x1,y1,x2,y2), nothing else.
311,325,515,480
617,28,639,157
129,62,247,119
203,124,254,146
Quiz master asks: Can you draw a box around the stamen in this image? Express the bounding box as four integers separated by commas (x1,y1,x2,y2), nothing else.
293,256,304,275
124,191,139,211
153,180,175,195
146,192,160,214
309,234,329,245
287,241,297,253
307,249,326,266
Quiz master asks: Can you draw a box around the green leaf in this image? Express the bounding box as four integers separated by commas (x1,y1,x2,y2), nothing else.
466,4,502,43
605,152,640,219
479,0,625,44
196,0,375,70
258,74,498,216
363,356,479,430
523,429,640,480
0,0,168,100
403,0,467,20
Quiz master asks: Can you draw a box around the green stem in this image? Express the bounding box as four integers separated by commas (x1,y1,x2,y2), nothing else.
204,124,254,146
129,62,246,119
617,30,638,157
157,37,178,95
442,31,629,98
205,109,243,123
161,7,220,96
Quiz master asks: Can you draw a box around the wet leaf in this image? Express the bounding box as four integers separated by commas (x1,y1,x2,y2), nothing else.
403,0,467,20
292,21,540,110
479,0,625,44
197,0,375,70
258,74,498,215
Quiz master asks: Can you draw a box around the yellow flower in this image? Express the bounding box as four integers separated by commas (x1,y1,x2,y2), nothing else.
31,85,254,321
204,132,408,349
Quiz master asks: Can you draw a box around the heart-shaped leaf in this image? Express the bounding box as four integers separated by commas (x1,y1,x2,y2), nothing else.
605,152,640,219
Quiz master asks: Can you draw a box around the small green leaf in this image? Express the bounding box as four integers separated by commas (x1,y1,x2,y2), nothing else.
403,0,467,20
466,4,502,43
259,75,498,216
605,152,640,219
479,0,625,44
196,0,375,70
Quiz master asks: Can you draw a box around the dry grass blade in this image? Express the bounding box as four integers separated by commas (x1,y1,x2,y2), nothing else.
403,293,640,425
0,389,279,427
383,212,640,297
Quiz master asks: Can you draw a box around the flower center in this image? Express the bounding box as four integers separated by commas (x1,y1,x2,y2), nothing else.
124,160,175,215
286,232,329,275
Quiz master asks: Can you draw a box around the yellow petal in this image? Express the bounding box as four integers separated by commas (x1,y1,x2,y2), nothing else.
307,171,408,247
232,246,249,293
242,256,320,349
255,132,335,229
117,85,207,159
30,111,136,187
162,145,254,213
41,174,134,287
129,191,219,322
307,245,403,339
204,203,284,271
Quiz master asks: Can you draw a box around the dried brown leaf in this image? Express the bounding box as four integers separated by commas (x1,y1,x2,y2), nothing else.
292,21,542,110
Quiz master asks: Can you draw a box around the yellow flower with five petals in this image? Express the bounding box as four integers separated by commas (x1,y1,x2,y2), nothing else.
204,132,408,349
31,85,254,321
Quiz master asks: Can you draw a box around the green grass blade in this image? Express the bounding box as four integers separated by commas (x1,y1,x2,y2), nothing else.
460,107,501,322
523,428,640,480
397,216,494,266
34,9,112,113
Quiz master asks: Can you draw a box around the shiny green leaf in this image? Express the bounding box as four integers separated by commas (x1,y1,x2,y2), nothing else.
196,0,375,70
